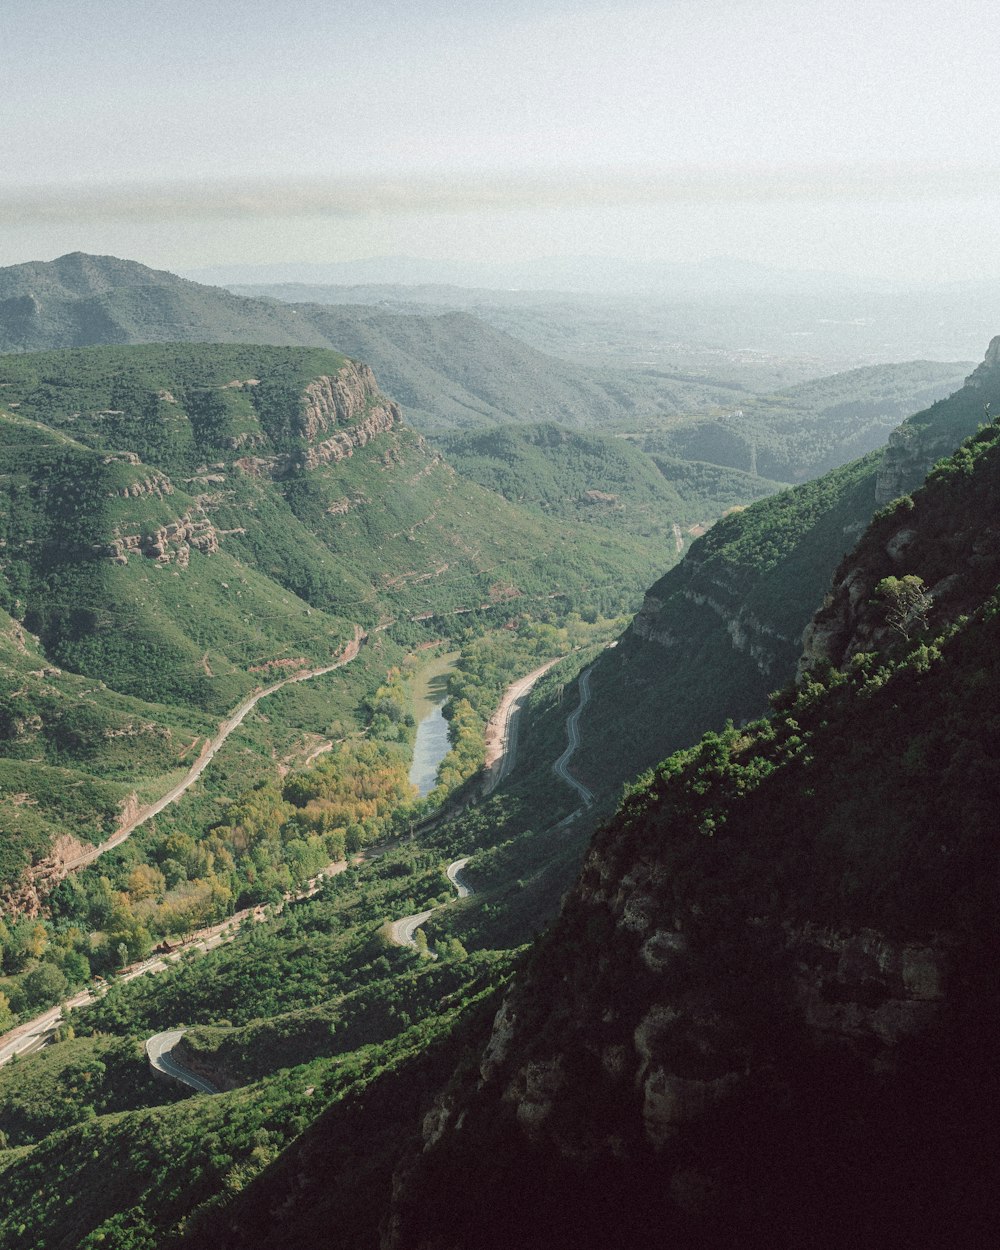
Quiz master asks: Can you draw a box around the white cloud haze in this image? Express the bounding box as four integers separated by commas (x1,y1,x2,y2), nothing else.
2,1,1000,281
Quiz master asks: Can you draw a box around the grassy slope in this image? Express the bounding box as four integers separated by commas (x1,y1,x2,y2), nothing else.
0,601,218,882
0,343,667,898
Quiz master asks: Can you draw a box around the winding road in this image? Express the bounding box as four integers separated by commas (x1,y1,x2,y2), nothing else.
3,645,594,1069
551,666,595,808
482,657,563,795
60,629,365,873
0,856,356,1069
446,857,472,898
388,657,595,951
146,1029,219,1095
389,857,472,949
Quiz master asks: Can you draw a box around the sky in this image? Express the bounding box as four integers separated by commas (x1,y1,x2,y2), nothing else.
2,0,1000,283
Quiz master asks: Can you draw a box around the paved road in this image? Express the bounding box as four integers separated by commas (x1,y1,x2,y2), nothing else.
389,908,436,947
389,858,475,949
551,666,595,808
446,857,472,898
60,629,365,874
0,857,355,1070
146,1029,219,1094
392,659,597,950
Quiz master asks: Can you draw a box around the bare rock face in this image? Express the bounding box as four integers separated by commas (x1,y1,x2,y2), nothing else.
641,1067,740,1148
298,403,398,471
799,445,1000,679
95,514,219,566
965,332,1000,382
505,1057,565,1138
631,570,793,681
629,591,677,648
229,363,400,477
233,455,280,477
454,814,957,1180
480,998,517,1083
792,925,950,1048
0,831,103,919
113,470,174,500
298,362,397,440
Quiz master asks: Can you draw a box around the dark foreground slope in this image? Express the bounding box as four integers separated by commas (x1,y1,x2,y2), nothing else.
569,341,1000,796
177,377,1000,1250
378,417,1000,1249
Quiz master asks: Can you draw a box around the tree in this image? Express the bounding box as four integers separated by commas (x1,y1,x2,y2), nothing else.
20,963,69,1012
876,575,931,640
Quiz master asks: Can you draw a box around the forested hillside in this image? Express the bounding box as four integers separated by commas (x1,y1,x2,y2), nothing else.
0,253,745,432
632,358,969,481
565,345,1000,796
0,254,967,449
0,342,660,909
0,265,992,1250
437,422,783,541
196,401,1000,1250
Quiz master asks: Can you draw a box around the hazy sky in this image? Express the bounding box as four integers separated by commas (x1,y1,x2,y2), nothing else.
3,0,999,282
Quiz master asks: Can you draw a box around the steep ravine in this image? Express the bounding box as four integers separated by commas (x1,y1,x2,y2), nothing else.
379,421,1000,1250
572,340,1000,798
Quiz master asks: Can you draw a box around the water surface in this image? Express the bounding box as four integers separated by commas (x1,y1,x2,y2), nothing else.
409,702,451,796
408,653,459,797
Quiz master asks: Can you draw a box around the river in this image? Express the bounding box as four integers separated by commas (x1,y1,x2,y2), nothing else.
408,652,459,797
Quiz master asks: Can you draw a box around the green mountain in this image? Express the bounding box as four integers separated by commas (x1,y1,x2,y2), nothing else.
0,602,215,903
192,385,1000,1250
0,255,968,453
0,342,662,902
565,347,1000,797
0,253,744,433
0,266,990,1250
631,358,972,482
436,422,784,543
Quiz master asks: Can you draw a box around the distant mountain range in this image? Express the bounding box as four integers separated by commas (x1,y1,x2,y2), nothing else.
0,252,759,432
186,253,890,298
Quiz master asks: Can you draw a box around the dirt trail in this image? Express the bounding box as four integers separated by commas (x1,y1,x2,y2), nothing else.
482,656,563,794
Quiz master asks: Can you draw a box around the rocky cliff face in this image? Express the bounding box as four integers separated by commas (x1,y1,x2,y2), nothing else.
631,560,797,683
299,363,390,436
297,401,398,471
217,365,400,477
95,513,220,566
46,363,401,568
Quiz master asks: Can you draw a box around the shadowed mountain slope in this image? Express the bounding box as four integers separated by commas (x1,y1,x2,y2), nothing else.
565,342,1000,798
